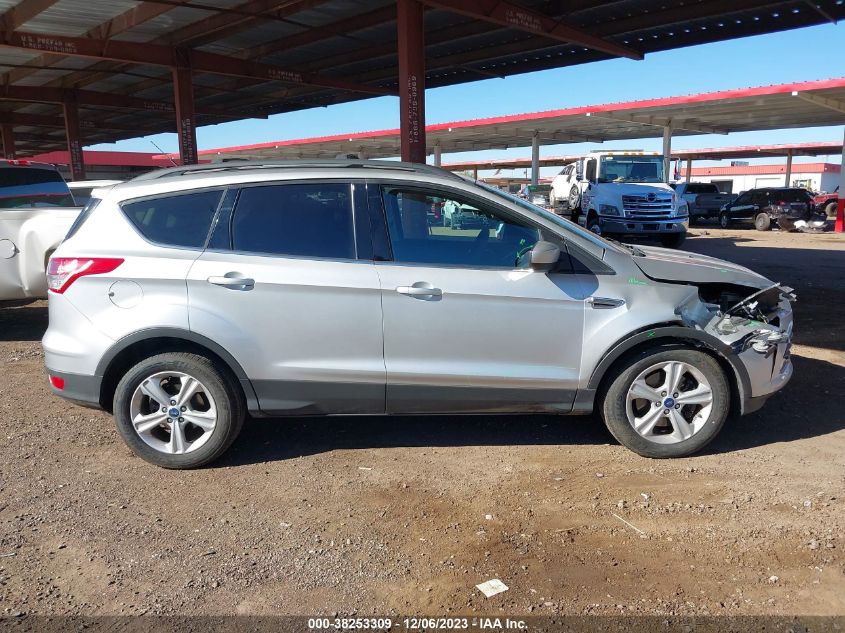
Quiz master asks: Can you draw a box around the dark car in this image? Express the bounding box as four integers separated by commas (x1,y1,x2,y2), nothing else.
718,187,815,231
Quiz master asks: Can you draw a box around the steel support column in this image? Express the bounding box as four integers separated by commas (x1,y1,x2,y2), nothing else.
173,66,198,165
836,126,845,233
397,0,426,163
685,158,692,182
662,126,672,183
62,97,85,181
784,150,793,187
1,124,16,159
432,142,441,167
530,131,540,185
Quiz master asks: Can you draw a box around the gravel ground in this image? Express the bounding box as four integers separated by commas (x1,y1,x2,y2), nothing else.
0,228,843,618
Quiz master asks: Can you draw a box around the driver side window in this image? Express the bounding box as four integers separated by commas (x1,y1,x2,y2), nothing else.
380,187,541,268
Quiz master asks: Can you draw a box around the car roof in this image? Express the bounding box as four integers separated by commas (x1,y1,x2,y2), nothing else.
101,159,468,202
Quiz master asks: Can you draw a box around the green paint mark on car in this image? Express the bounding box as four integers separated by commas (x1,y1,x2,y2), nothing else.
628,277,649,286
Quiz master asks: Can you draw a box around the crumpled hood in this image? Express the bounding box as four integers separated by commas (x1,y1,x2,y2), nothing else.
631,244,772,288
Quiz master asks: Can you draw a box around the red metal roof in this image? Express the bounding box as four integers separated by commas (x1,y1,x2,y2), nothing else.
28,150,177,168
174,77,845,160
691,163,841,176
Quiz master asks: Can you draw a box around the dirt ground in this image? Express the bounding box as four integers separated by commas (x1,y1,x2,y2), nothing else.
0,227,843,619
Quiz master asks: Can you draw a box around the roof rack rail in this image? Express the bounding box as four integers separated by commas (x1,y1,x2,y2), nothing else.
130,158,462,182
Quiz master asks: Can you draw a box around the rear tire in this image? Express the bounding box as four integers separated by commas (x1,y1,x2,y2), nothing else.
718,212,731,229
824,201,838,219
659,233,686,249
568,185,580,211
600,346,730,458
754,212,772,231
113,352,245,469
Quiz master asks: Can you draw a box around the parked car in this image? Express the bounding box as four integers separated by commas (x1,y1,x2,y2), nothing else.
813,186,839,218
521,184,553,208
1,160,81,306
44,160,795,468
67,179,123,206
719,187,815,231
672,182,736,221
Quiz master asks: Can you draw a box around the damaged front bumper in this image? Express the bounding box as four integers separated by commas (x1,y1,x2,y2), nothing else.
678,284,796,415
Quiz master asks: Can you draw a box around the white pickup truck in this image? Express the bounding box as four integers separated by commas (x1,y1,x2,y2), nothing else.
1,160,81,306
550,151,689,248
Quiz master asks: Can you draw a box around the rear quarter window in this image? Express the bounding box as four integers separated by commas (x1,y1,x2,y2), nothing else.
120,190,224,248
0,166,74,208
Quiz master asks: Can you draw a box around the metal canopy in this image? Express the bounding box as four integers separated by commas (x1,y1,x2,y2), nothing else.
1,0,843,156
437,141,845,171
180,78,845,160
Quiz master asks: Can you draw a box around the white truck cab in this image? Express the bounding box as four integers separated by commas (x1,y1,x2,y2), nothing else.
551,151,688,248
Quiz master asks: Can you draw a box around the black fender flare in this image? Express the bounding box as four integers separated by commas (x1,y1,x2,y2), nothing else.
587,325,752,411
95,327,260,412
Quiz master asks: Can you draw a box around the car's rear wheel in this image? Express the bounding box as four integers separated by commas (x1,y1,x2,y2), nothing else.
754,212,772,231
718,212,731,228
113,352,245,469
600,347,730,458
824,201,838,219
568,185,580,210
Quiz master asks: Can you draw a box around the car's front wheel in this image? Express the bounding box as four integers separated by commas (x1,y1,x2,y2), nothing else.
718,212,731,228
113,352,245,469
600,347,730,458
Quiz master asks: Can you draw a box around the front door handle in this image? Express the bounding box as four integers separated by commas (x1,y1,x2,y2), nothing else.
396,282,442,299
207,274,255,290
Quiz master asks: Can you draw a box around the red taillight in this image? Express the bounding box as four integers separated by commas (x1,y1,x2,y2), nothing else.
46,257,123,294
49,375,65,390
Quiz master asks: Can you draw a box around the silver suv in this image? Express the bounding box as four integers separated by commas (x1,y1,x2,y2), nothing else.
43,161,795,469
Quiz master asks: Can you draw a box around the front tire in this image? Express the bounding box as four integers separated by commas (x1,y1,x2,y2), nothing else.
659,232,686,248
718,212,731,229
113,352,246,469
600,347,730,458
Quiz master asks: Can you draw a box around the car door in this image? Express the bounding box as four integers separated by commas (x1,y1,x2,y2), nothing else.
187,181,385,415
727,191,756,220
368,182,587,414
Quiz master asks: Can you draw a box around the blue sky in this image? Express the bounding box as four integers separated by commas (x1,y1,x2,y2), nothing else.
90,21,845,175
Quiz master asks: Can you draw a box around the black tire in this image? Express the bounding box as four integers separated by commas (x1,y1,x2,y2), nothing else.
754,212,772,231
548,189,557,209
659,232,686,248
586,213,601,235
824,201,838,219
113,352,246,469
718,212,731,229
600,346,730,459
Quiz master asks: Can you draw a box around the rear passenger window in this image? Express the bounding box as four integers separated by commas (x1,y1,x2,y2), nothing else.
121,190,223,248
231,183,355,259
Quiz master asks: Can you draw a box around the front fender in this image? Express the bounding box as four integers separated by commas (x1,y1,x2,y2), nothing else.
587,325,753,413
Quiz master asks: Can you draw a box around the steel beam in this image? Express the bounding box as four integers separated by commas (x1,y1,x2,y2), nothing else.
0,85,263,119
397,0,427,163
0,112,161,133
685,158,692,183
173,67,198,166
784,150,793,187
794,92,845,115
0,30,394,96
837,126,845,233
419,0,642,60
530,131,539,185
62,97,86,181
589,111,728,135
1,124,16,159
662,126,672,183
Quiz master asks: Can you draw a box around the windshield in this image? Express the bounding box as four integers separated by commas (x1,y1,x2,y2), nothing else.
599,155,664,184
472,179,625,254
0,167,75,208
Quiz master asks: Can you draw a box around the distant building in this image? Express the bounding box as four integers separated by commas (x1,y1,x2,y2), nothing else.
688,162,840,194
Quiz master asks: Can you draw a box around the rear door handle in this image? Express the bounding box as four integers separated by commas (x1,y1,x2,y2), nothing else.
396,282,442,299
207,275,255,290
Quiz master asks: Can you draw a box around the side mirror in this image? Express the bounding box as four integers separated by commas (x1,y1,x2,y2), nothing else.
528,241,560,272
